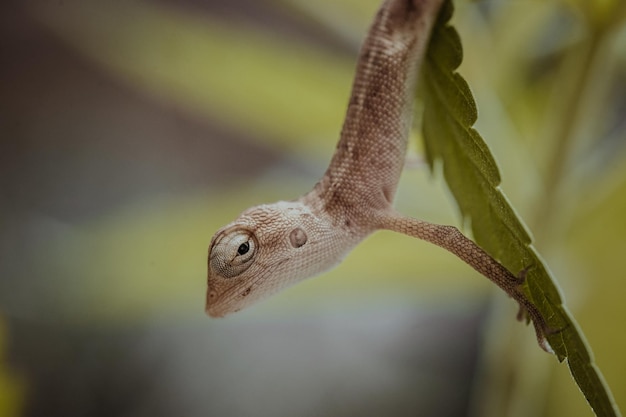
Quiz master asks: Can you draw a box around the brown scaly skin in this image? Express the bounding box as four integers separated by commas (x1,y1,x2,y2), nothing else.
206,0,554,353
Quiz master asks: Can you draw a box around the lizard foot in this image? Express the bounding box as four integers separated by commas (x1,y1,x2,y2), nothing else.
512,265,532,286
514,297,567,354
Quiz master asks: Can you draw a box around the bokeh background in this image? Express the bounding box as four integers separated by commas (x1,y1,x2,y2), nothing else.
1,0,625,416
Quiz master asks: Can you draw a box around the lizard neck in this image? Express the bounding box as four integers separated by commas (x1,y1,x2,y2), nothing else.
311,0,437,218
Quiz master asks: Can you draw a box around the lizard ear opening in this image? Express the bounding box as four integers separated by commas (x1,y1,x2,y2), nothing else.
289,228,307,248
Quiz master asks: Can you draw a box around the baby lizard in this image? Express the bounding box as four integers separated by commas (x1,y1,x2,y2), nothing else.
206,0,552,352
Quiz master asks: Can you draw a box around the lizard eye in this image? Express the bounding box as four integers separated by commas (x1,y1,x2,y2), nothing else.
237,242,250,255
209,229,257,278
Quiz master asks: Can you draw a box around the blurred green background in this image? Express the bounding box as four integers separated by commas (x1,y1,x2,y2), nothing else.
0,0,624,416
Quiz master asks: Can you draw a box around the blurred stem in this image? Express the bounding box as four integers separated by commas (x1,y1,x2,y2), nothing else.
533,28,604,242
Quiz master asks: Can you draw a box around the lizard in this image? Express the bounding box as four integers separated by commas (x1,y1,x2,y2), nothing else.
205,0,553,352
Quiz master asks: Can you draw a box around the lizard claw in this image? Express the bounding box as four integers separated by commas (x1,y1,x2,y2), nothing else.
513,265,532,286
536,322,569,354
520,300,568,353
516,303,530,323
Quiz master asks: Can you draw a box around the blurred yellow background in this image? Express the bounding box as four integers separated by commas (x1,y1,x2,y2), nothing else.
1,0,624,416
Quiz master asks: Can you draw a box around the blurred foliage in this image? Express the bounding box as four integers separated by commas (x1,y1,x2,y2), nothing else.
34,0,354,157
12,0,625,416
0,318,23,417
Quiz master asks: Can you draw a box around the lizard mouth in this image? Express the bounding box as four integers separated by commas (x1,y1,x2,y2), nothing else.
204,280,247,318
205,287,231,318
205,256,290,318
205,296,241,318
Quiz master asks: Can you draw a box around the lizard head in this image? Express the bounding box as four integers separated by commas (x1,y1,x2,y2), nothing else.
206,200,346,318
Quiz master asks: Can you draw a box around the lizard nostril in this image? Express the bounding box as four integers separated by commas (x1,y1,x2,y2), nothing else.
205,290,222,317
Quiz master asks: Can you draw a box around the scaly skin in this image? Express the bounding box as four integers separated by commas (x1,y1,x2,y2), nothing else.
206,0,553,353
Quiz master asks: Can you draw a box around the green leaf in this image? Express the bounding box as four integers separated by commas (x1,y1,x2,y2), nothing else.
420,1,621,416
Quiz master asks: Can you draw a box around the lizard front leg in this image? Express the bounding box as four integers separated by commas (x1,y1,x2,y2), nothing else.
377,212,555,352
